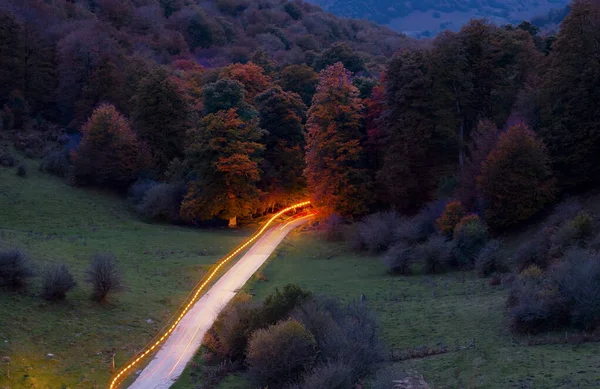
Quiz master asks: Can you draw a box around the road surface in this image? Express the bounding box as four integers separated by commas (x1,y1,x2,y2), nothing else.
127,214,313,389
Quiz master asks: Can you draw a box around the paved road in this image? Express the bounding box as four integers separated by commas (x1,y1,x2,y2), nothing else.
128,215,313,389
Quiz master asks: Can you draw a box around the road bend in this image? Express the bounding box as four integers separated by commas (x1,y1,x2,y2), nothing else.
127,214,314,389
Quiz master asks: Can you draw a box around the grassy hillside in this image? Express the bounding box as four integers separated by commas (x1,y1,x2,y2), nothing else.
0,157,250,388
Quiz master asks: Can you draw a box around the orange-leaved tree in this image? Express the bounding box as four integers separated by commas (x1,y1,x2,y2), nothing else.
220,62,273,102
436,201,466,236
71,103,148,189
304,62,369,216
478,123,556,230
180,108,265,227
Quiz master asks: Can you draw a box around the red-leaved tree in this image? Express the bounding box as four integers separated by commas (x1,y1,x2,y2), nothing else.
478,124,556,230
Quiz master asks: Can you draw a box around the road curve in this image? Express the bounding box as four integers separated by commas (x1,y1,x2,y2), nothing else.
127,214,313,389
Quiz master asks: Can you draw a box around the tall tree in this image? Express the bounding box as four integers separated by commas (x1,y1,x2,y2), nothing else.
132,67,193,172
220,62,272,101
304,62,369,216
278,64,318,106
378,49,456,212
202,78,256,119
538,0,600,191
181,109,265,227
478,124,555,230
71,104,148,189
255,86,307,210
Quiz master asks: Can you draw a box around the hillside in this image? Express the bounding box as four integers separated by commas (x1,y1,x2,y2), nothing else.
308,0,571,37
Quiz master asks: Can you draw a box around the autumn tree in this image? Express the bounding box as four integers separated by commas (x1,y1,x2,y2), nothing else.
316,43,365,73
202,78,256,119
220,62,272,101
538,0,600,191
72,104,148,189
255,86,307,210
304,62,369,216
132,67,193,172
378,49,456,212
181,109,265,227
478,124,556,230
278,64,318,106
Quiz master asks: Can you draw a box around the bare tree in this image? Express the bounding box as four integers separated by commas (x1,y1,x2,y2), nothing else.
85,253,123,302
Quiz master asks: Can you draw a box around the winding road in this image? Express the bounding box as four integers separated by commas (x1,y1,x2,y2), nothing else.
126,213,314,389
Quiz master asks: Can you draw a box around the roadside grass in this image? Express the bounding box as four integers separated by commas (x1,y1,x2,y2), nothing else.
231,229,600,389
0,159,250,388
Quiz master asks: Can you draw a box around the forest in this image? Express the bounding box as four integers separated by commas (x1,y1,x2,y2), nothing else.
0,0,599,232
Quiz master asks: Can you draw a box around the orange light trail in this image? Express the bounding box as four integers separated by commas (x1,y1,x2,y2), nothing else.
108,201,311,389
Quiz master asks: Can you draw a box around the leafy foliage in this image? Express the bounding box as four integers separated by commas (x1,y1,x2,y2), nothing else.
436,201,466,236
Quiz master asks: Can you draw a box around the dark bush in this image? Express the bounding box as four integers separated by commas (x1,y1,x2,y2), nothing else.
294,361,353,389
41,264,77,301
394,216,422,244
260,284,312,327
551,212,593,255
414,234,452,274
359,211,400,253
0,249,34,290
382,242,414,275
513,227,553,271
85,253,123,302
343,223,364,252
0,151,16,167
413,198,449,238
475,240,507,277
544,199,583,228
553,250,600,329
247,319,316,386
127,178,157,206
436,201,466,236
40,149,70,177
321,213,344,242
451,215,489,268
16,164,27,177
136,183,186,223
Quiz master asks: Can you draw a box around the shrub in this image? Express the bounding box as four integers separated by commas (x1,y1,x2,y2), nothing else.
382,242,414,275
260,284,312,327
0,151,16,167
478,124,556,230
414,198,449,238
553,251,600,329
40,149,70,177
359,211,400,253
41,264,77,301
136,183,186,223
394,216,422,244
513,227,553,271
247,319,317,386
414,235,452,274
475,240,507,277
0,249,34,290
343,223,364,252
436,201,466,236
451,215,489,268
295,361,353,389
16,164,26,177
85,253,123,302
321,213,344,242
544,199,583,228
127,178,157,206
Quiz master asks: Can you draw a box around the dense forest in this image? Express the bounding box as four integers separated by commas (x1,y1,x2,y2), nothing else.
1,0,599,232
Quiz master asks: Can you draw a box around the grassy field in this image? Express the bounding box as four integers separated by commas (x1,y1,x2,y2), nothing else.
199,228,600,389
0,157,250,388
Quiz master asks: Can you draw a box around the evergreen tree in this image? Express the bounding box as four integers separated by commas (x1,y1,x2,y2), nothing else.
278,64,318,106
255,86,307,210
304,62,369,216
202,78,256,119
132,67,193,172
181,109,265,227
538,0,600,191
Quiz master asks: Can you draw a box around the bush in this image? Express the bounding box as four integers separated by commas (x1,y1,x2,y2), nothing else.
343,223,364,252
0,249,34,290
247,319,317,386
414,235,452,274
475,240,507,277
359,211,400,253
436,201,466,236
294,362,353,389
394,216,422,244
451,215,489,268
85,253,123,302
513,227,553,271
0,151,16,167
321,213,344,242
544,199,583,228
260,284,312,327
382,242,414,275
414,198,449,238
553,251,600,329
40,149,70,177
136,183,186,223
41,264,77,301
16,164,26,177
127,178,157,206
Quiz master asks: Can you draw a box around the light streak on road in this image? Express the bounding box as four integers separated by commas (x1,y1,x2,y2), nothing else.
108,201,311,389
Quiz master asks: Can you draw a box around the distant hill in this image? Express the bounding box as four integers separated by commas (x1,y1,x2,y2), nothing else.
308,0,571,37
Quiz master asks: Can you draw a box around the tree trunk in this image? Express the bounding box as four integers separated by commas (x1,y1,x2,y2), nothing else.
228,216,237,228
